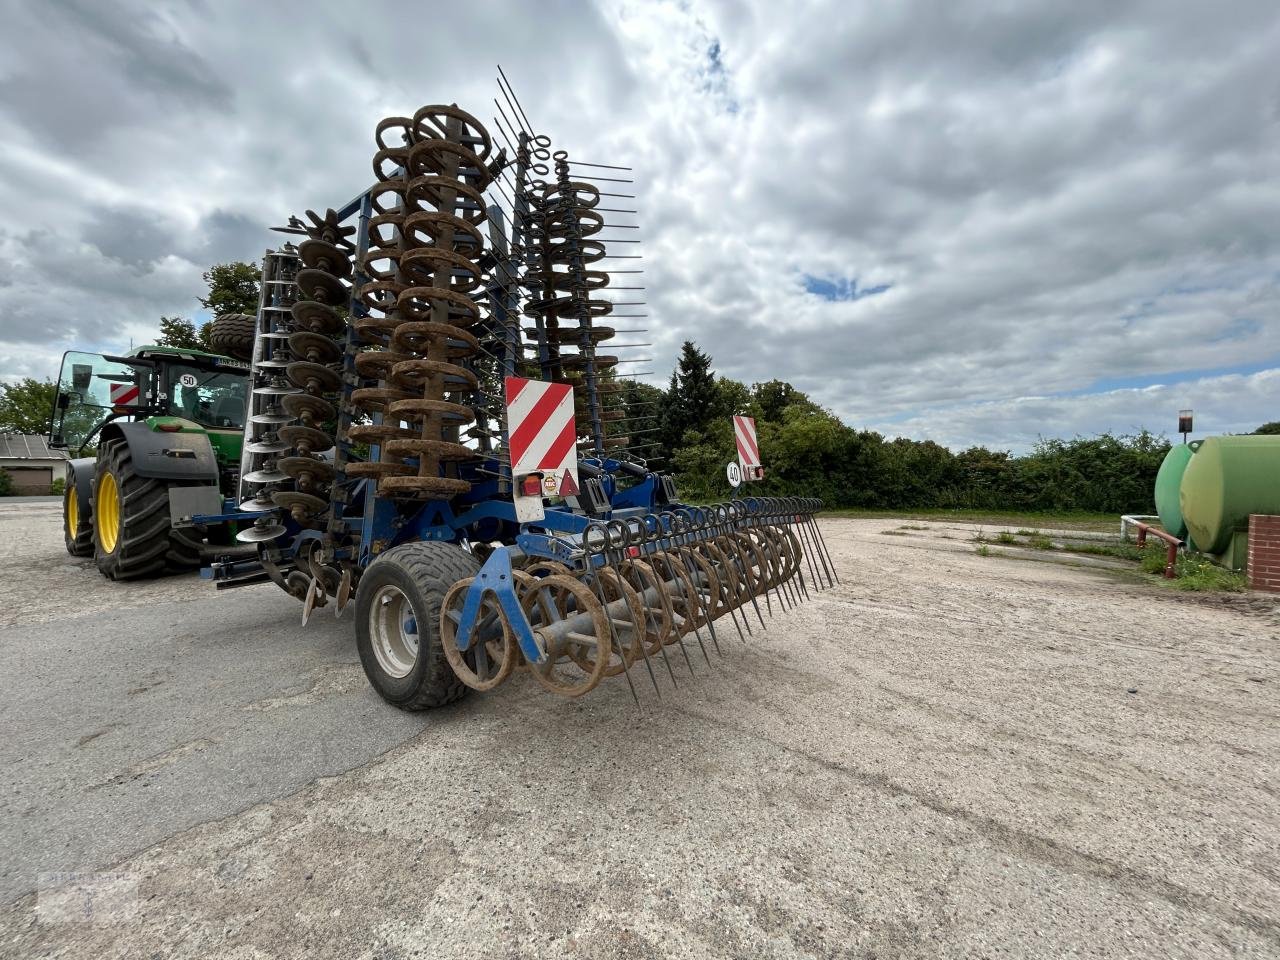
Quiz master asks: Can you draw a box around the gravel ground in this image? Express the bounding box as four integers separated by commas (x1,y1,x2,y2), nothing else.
1,506,1278,959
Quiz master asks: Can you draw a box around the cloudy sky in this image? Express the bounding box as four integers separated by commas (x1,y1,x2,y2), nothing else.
1,0,1277,451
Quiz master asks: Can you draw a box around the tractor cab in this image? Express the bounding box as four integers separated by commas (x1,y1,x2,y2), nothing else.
49,346,249,457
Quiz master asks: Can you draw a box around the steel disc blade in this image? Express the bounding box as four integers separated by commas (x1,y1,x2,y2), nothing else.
244,468,289,483
238,496,277,511
250,411,296,426
253,384,301,397
236,523,288,543
255,358,293,370
245,439,290,455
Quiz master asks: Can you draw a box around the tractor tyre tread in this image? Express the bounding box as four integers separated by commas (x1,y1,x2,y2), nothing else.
93,439,203,581
207,313,257,362
63,484,93,557
354,541,481,711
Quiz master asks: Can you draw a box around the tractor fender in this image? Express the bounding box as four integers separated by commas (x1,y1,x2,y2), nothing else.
66,457,95,517
100,420,220,483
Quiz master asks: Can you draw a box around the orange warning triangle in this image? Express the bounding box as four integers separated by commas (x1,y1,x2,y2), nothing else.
560,469,579,496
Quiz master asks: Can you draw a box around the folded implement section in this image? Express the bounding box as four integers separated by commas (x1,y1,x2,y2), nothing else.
217,77,833,710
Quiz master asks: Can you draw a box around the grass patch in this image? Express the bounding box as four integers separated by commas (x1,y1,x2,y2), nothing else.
995,531,1017,544
824,507,1116,532
1060,542,1144,562
1027,535,1056,551
975,544,992,557
1168,554,1247,592
881,529,908,536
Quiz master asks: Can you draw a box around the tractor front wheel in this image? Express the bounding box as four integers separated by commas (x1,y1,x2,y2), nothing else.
63,483,93,557
354,541,480,711
92,440,203,580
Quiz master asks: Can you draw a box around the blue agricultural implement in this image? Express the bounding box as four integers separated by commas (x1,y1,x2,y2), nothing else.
213,80,835,707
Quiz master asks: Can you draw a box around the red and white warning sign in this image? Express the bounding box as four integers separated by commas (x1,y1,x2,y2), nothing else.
505,376,580,522
734,415,760,468
109,382,140,407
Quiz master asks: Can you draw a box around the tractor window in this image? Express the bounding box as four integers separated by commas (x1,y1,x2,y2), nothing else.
49,351,140,454
166,364,247,430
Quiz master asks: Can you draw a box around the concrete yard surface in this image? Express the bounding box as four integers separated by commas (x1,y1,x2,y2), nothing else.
1,509,1278,959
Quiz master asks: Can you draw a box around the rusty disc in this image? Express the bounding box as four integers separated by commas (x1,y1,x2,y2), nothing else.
350,386,416,412
271,490,327,520
346,461,413,479
439,577,516,692
353,316,401,346
298,238,352,278
281,392,335,423
521,575,611,698
383,438,473,461
291,301,344,336
378,475,471,498
286,361,341,392
395,286,482,326
402,211,484,254
296,268,349,305
346,424,419,445
354,350,414,380
399,248,483,292
410,104,493,161
405,175,488,224
386,398,474,425
391,321,479,357
278,455,335,485
278,425,334,454
390,359,478,392
288,331,341,364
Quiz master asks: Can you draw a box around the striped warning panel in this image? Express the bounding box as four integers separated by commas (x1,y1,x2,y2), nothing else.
109,382,140,406
505,376,578,482
734,415,760,468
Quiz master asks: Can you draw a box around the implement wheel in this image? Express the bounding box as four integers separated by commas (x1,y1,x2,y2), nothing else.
92,440,202,580
63,483,92,557
354,541,480,711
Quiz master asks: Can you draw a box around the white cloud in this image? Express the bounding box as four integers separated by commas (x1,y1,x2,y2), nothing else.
1,0,1277,452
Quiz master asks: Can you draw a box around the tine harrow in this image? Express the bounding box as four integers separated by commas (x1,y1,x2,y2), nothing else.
440,498,831,701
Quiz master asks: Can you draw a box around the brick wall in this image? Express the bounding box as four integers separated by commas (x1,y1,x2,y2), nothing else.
1247,515,1280,593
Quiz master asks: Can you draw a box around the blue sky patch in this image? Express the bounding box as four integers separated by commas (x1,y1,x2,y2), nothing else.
803,275,892,302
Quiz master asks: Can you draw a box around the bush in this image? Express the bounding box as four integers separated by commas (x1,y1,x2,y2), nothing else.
50,477,65,496
0,468,12,497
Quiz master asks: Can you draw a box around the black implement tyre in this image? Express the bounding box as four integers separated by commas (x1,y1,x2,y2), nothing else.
92,439,203,581
63,483,93,557
354,541,480,711
207,313,256,362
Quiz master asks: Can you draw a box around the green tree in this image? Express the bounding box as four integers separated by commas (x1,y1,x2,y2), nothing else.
659,341,718,456
1255,422,1280,435
157,315,207,350
199,261,261,316
0,377,57,434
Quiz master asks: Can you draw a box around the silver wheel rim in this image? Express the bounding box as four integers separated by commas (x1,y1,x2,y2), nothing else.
369,584,418,679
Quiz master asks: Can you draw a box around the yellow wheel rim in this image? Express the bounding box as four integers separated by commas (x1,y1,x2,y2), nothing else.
97,471,121,554
66,489,78,539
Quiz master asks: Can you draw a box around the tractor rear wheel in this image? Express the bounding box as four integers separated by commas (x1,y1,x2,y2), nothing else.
354,541,480,710
92,439,203,580
63,483,93,557
207,313,256,362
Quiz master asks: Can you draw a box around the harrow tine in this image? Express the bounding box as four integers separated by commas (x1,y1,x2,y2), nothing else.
792,499,827,591
804,498,839,586
604,520,664,697
727,503,769,629
643,514,705,673
627,519,681,688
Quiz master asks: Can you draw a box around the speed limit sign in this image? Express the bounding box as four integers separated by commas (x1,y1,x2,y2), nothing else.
726,461,742,487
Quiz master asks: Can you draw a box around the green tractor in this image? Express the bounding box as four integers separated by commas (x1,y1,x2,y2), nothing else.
49,333,253,580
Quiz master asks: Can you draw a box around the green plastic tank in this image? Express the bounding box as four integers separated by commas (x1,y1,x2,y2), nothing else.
1154,441,1200,541
1180,435,1280,555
